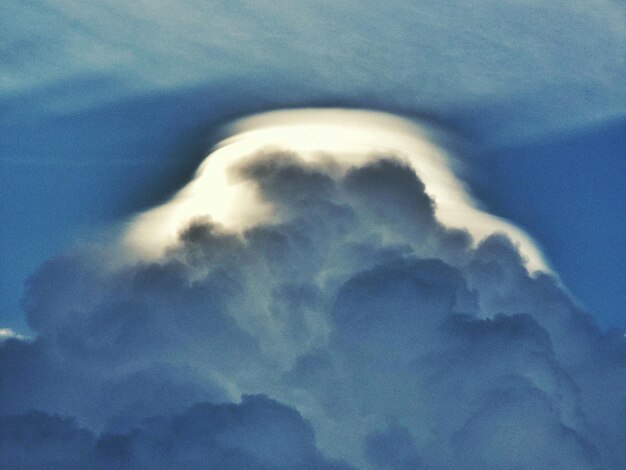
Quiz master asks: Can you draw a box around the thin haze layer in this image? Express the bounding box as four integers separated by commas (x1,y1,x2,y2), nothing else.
3,1,625,144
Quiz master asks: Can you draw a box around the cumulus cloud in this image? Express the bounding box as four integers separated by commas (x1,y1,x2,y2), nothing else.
0,328,25,342
1,149,625,469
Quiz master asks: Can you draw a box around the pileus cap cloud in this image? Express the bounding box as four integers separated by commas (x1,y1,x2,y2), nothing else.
124,108,549,272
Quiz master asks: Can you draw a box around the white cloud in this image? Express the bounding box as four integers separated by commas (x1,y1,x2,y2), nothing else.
0,328,25,341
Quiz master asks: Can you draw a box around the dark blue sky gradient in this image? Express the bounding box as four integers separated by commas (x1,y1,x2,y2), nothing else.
466,117,626,328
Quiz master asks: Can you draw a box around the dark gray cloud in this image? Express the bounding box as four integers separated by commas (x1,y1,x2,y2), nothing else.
365,422,422,470
0,395,352,470
2,154,625,469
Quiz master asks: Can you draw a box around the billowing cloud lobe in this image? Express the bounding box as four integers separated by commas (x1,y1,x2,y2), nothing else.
1,141,625,469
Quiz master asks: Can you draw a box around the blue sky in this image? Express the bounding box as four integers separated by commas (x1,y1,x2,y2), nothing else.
467,117,626,328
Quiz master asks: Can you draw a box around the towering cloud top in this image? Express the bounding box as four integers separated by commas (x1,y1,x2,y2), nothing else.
125,109,549,272
1,111,624,469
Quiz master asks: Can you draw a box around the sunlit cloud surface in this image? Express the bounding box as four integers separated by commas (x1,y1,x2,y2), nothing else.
125,109,549,273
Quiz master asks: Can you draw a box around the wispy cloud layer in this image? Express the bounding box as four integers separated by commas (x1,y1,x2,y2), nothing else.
3,0,625,142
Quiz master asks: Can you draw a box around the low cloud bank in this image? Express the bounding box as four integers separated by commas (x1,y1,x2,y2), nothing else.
0,395,351,470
